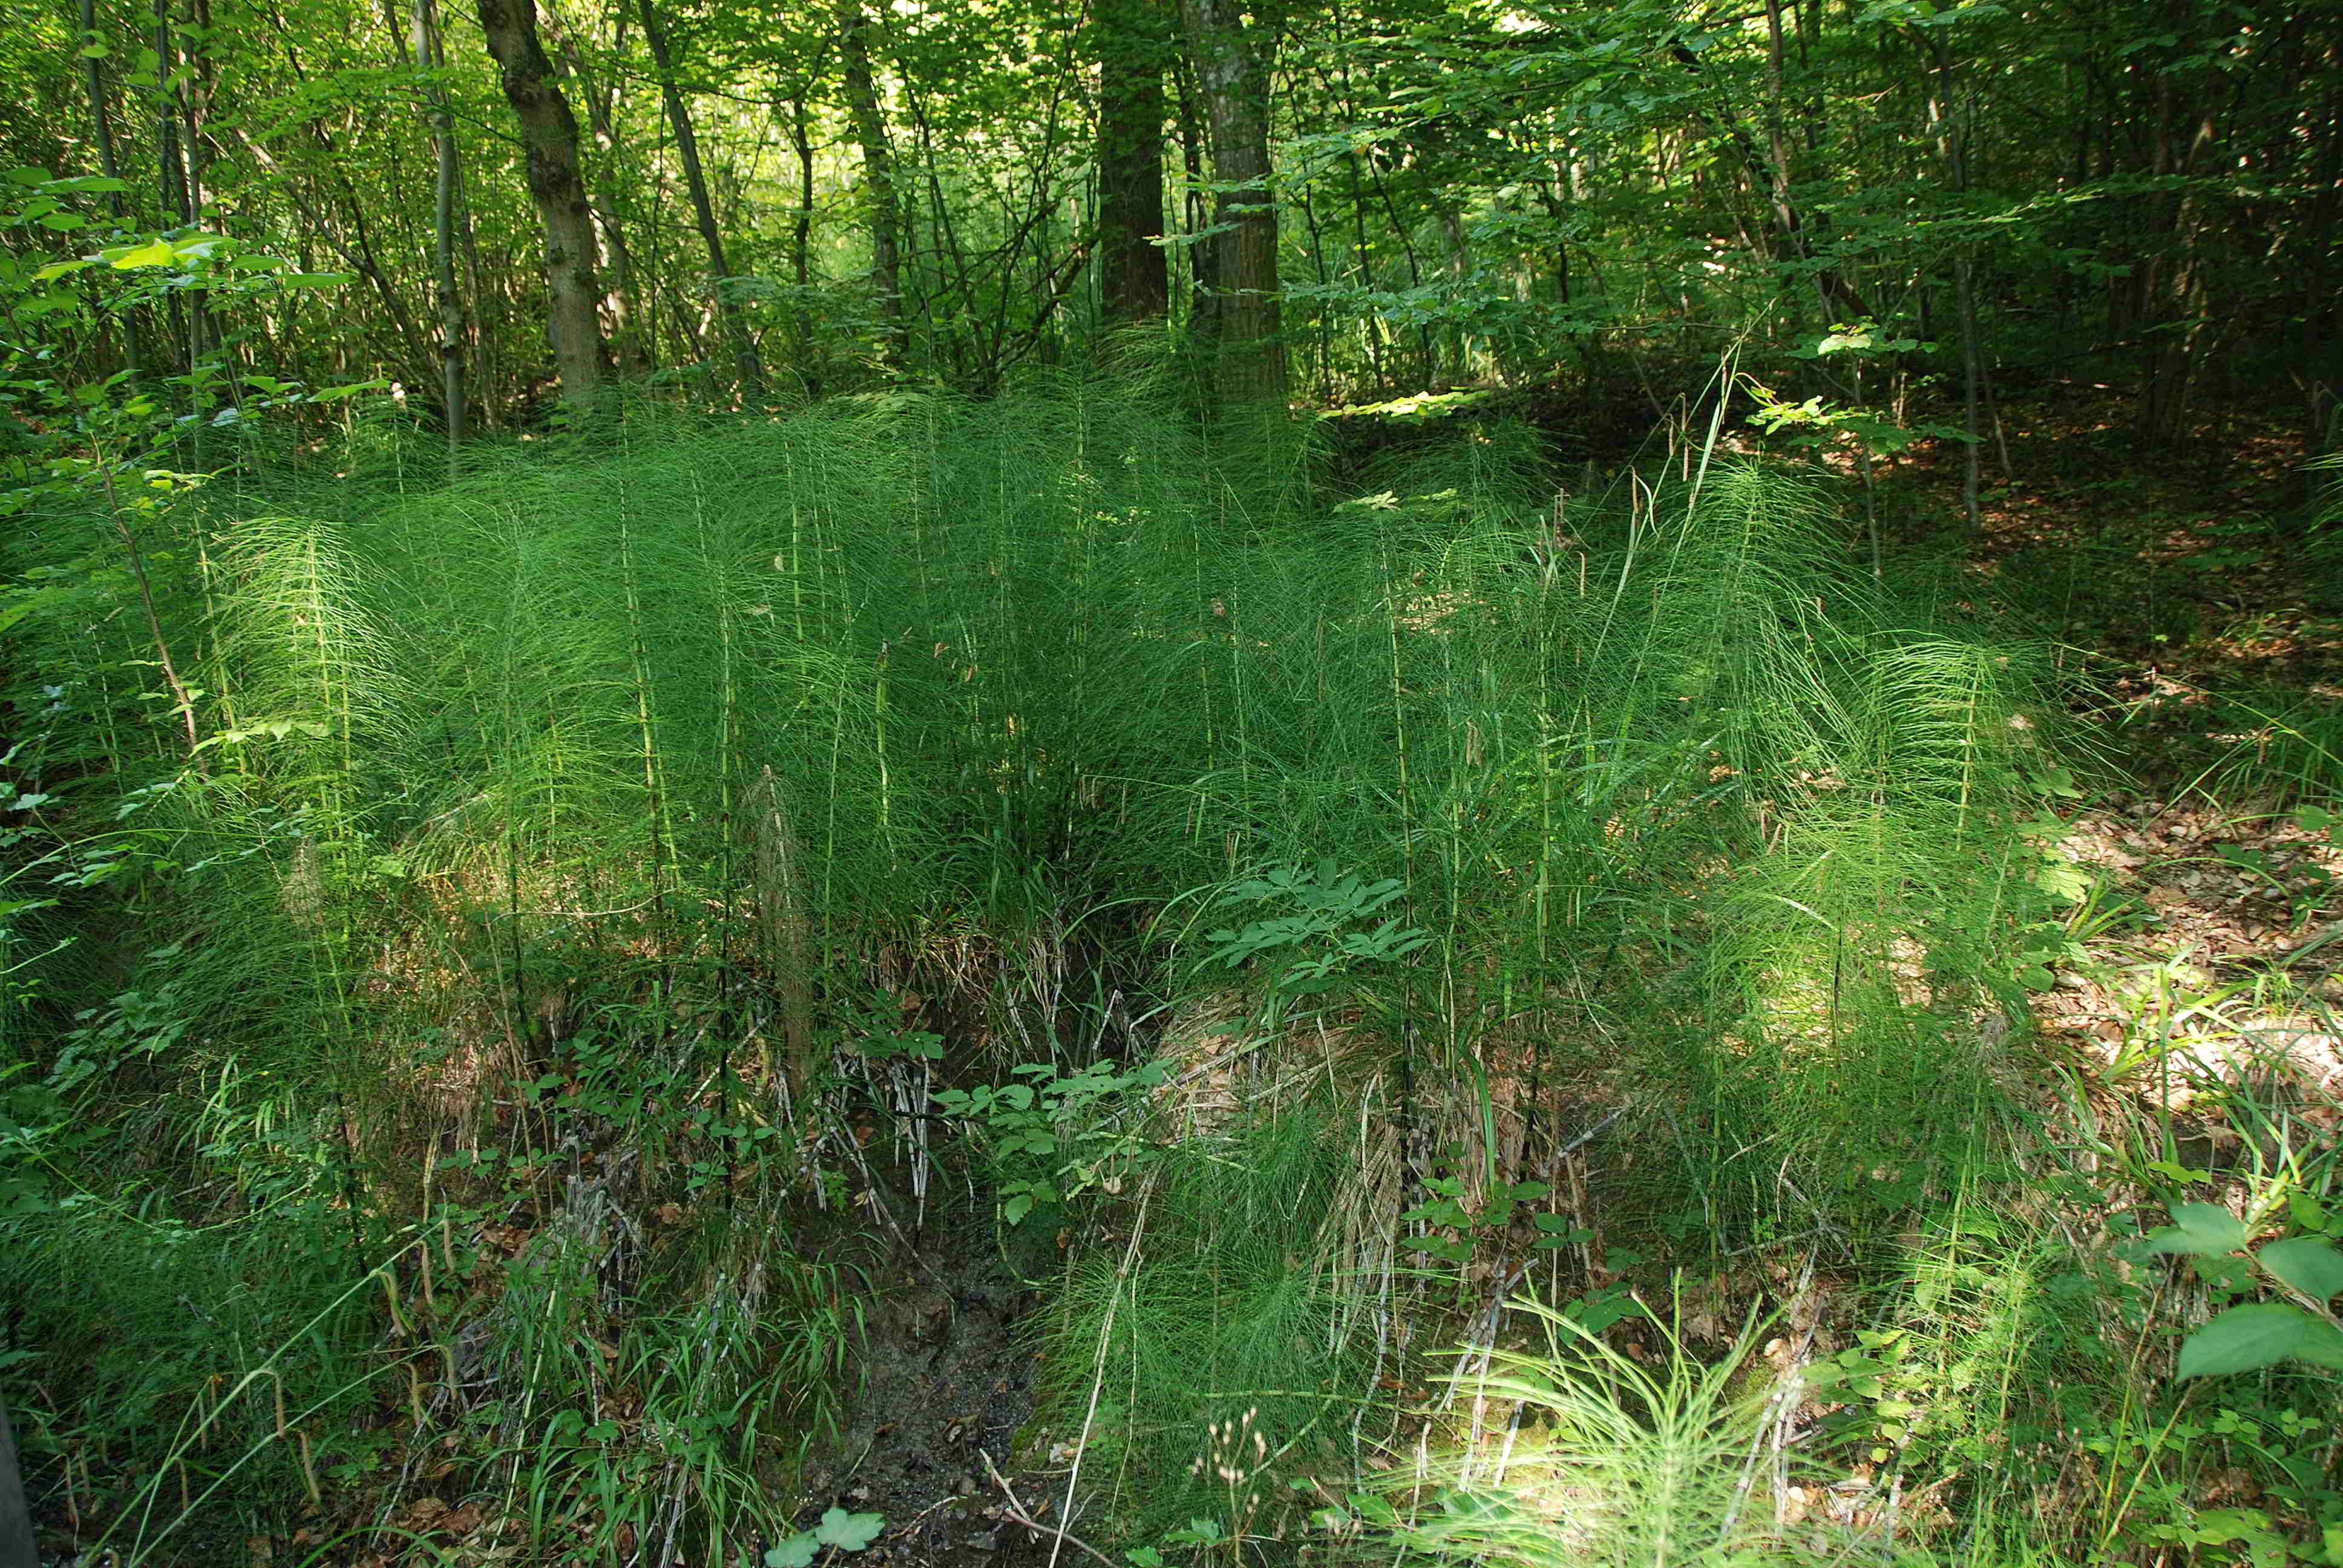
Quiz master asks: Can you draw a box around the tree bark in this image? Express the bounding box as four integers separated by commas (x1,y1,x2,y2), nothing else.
411,0,468,452
1096,0,1170,325
835,0,903,361
638,0,765,397
559,30,652,377
476,0,606,413
1178,0,1283,407
0,1397,33,1568
79,0,130,210
80,0,146,377
152,0,191,374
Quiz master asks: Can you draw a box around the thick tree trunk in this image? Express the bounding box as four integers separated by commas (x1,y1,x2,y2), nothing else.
835,0,903,361
1178,0,1283,407
638,0,764,398
476,0,605,413
1096,0,1170,325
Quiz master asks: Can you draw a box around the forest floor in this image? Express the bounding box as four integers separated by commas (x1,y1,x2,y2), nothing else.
1901,387,2342,1172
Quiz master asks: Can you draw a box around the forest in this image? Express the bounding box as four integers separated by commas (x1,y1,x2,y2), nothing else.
0,0,2339,1560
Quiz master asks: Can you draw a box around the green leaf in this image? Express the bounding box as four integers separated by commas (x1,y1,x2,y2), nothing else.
764,1536,819,1568
2178,1302,2343,1378
2145,1202,2250,1257
812,1509,885,1551
2259,1237,2343,1301
110,238,180,269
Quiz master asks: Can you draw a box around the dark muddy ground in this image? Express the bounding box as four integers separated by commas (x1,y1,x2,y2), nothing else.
796,1191,1062,1568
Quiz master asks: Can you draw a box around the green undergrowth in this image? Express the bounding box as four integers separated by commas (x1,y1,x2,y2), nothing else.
4,388,2326,1566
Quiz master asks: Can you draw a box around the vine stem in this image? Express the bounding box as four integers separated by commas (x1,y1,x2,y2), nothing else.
99,459,199,754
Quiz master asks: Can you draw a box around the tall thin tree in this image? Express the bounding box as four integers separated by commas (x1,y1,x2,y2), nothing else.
834,0,903,361
411,0,468,451
638,0,765,397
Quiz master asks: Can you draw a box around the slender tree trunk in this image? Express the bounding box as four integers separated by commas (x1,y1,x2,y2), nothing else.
1096,0,1170,325
1178,0,1284,407
80,0,129,201
155,0,190,229
476,0,606,413
1925,32,1982,531
411,0,468,451
638,0,764,397
787,93,816,293
835,0,903,361
780,89,821,394
1173,60,1214,324
562,36,652,377
183,0,220,365
153,0,191,372
80,0,146,376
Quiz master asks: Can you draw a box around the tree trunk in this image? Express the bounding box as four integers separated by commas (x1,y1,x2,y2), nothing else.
152,0,191,374
1096,0,1170,325
560,33,653,377
402,0,466,452
80,0,145,377
638,0,764,398
1924,33,1982,531
835,0,903,361
787,93,816,293
411,0,468,452
476,0,605,413
1178,0,1283,408
0,1397,33,1568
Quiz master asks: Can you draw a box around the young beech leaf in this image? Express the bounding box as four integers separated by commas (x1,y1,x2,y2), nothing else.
2258,1236,2343,1301
2144,1202,2249,1257
2178,1302,2343,1379
813,1509,885,1551
110,238,180,269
